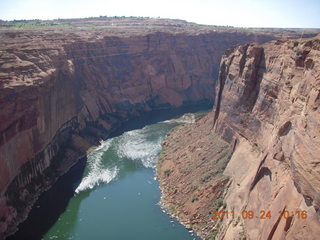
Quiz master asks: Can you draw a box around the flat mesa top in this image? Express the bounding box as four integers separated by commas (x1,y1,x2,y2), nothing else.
0,17,316,59
0,17,240,38
0,17,318,90
0,17,319,50
0,17,315,40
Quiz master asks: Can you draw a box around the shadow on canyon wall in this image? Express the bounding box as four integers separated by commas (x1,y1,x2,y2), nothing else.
7,156,88,240
7,103,211,240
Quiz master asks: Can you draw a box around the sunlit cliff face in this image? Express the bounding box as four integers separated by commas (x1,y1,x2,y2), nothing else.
212,36,320,240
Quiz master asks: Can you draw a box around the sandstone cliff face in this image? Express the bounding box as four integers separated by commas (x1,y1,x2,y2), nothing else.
0,24,280,238
213,35,320,239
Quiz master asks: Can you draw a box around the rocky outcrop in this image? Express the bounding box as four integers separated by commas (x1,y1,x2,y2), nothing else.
157,34,320,240
212,34,320,239
0,18,290,238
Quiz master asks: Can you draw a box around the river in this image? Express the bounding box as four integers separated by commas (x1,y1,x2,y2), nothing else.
9,107,209,240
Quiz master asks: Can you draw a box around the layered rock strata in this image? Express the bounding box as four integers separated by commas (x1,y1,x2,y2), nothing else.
158,34,320,240
213,34,320,240
0,18,286,238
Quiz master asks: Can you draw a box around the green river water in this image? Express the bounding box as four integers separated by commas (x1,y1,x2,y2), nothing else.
38,115,202,240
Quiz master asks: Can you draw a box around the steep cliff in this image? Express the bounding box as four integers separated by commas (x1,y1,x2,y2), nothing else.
212,34,320,239
0,18,288,238
158,34,320,240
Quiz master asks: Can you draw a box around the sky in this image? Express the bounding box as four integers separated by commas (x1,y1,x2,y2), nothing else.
0,0,319,28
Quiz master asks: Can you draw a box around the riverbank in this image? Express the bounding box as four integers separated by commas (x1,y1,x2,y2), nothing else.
157,114,232,239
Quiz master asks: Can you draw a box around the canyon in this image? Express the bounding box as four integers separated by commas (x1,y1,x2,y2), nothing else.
0,17,318,239
158,34,320,239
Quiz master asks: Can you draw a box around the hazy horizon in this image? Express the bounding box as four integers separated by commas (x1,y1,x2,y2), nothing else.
0,0,319,28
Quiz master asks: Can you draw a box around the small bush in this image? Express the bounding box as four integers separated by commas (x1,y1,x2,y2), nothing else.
191,196,199,203
164,169,172,177
212,196,226,211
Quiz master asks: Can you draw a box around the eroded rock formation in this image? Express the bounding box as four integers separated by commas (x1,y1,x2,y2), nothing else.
158,34,320,240
0,18,288,239
212,34,320,240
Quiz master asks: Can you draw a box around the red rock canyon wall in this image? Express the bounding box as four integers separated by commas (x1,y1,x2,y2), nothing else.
0,29,279,238
213,34,320,239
